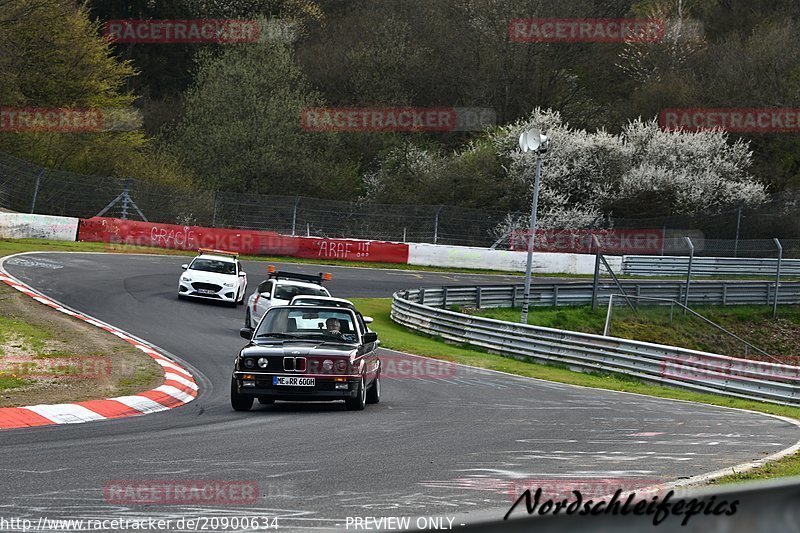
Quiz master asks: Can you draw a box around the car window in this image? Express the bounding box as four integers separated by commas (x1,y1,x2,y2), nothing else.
189,258,236,275
257,280,272,294
256,308,358,342
274,284,328,300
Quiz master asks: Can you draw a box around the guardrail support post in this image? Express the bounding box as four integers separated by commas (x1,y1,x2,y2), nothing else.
511,286,518,308
419,288,425,305
683,237,694,314
442,287,448,309
476,286,482,309
773,238,783,319
553,285,559,307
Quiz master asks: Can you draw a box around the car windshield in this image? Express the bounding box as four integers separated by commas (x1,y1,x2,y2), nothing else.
274,284,328,301
189,258,236,275
255,308,358,343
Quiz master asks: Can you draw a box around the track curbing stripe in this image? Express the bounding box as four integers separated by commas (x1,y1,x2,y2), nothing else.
0,254,199,431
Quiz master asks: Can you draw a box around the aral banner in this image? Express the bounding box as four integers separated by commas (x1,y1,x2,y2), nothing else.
77,217,409,263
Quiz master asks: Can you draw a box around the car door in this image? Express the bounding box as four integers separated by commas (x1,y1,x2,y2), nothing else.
236,261,247,298
356,313,379,385
252,280,274,323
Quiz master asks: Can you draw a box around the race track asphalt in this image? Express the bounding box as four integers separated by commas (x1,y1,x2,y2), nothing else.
1,252,798,532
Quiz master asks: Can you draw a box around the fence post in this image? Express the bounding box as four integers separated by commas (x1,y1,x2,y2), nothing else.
291,196,300,236
120,177,132,220
683,237,694,314
591,235,602,311
211,191,219,227
403,227,407,243
733,206,742,257
433,205,443,244
29,168,45,214
773,238,782,319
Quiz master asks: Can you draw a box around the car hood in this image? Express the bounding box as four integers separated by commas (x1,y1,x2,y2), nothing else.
184,270,236,284
241,341,356,358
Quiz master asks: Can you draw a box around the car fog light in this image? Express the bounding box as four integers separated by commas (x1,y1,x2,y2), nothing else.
243,380,256,387
244,358,255,369
258,357,269,368
335,382,349,390
223,282,235,287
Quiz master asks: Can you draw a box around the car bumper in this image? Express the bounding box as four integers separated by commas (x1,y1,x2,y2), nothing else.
232,372,360,400
179,282,237,301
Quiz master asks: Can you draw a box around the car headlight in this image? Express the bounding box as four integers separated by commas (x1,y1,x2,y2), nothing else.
244,358,255,369
258,357,269,369
322,359,334,371
181,276,192,282
334,360,348,372
223,281,235,287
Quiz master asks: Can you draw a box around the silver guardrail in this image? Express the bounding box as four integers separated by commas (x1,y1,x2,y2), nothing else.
416,280,800,309
623,255,800,277
391,288,800,406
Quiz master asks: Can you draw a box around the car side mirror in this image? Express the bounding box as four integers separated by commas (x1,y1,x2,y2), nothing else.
260,292,271,299
239,271,246,277
363,332,378,344
363,316,374,324
240,327,254,340
181,264,188,270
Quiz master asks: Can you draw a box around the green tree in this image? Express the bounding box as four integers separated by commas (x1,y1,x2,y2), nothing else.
167,36,358,197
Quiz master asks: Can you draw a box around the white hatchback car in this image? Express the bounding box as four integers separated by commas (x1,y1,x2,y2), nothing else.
245,269,331,328
178,249,248,307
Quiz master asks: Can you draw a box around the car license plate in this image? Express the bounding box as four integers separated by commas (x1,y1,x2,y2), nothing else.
273,376,315,386
196,289,216,294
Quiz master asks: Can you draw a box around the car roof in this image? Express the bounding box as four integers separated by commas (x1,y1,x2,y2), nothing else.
290,295,352,304
269,305,356,316
271,279,327,289
195,253,236,262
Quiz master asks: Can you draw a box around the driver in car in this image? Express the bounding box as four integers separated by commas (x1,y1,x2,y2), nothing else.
325,317,341,335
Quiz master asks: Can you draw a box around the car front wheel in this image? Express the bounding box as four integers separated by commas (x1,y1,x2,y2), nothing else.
230,377,253,411
345,376,367,411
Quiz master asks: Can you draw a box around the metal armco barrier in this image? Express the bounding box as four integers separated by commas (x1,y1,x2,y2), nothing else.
419,281,800,309
391,288,800,406
623,255,800,276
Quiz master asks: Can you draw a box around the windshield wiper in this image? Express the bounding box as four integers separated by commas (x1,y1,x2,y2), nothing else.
255,333,297,339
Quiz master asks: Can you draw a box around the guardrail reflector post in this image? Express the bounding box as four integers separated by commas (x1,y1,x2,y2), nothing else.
774,238,783,319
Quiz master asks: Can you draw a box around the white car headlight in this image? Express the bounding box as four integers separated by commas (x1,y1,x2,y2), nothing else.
181,276,192,282
223,281,235,287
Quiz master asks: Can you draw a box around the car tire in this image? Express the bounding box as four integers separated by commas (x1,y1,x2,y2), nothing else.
245,308,252,329
230,377,253,411
366,373,380,404
345,376,367,411
258,396,274,405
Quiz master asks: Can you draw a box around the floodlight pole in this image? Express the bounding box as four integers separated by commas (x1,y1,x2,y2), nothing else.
520,156,542,324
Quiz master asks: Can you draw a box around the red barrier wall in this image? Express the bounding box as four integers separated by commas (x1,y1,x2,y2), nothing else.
77,217,409,264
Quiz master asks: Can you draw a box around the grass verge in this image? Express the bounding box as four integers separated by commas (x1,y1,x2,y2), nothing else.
351,297,800,485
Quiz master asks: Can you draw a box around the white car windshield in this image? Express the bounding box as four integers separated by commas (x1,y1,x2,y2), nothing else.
190,258,236,275
255,308,357,343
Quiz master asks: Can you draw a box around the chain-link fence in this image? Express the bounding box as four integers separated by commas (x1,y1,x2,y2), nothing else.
3,149,800,255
